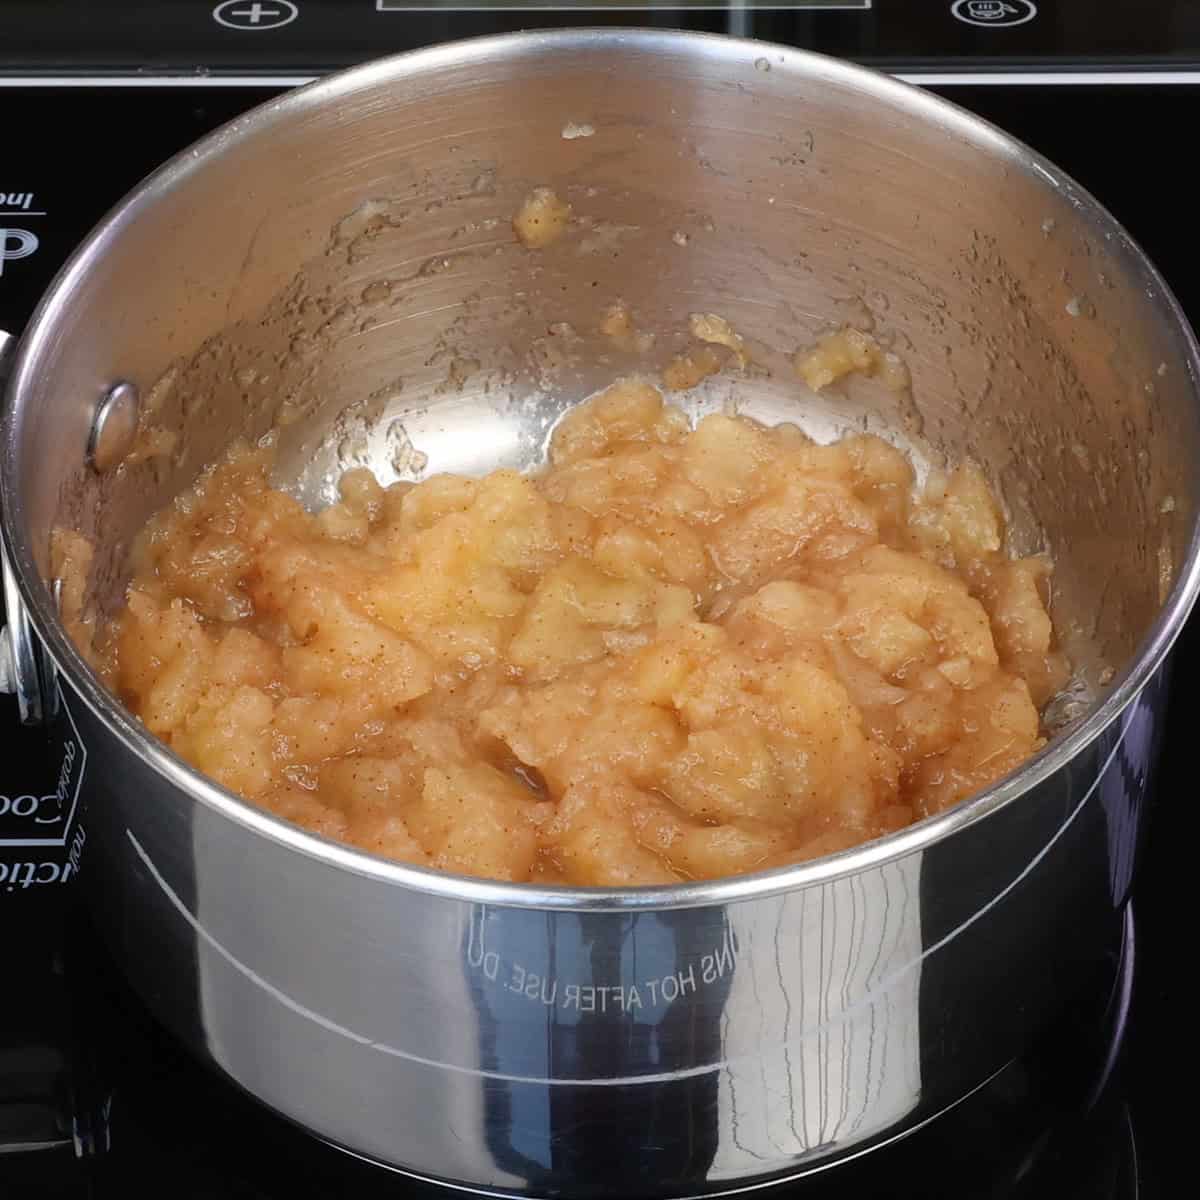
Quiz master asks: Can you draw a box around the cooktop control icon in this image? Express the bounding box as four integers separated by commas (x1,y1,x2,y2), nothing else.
212,0,299,30
952,0,1037,27
0,227,38,277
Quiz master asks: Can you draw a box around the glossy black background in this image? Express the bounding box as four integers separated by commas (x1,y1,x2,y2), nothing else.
1,68,1195,1199
2,1,1200,73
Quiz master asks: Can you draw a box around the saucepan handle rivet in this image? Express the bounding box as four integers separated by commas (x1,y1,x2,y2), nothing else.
88,380,141,473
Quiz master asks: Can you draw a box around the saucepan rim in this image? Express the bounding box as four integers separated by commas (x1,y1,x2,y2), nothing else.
4,28,1199,911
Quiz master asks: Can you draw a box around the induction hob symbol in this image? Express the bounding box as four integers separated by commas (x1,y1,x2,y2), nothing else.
952,0,1037,27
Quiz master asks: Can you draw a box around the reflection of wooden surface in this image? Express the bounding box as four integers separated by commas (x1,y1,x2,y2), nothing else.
712,857,922,1174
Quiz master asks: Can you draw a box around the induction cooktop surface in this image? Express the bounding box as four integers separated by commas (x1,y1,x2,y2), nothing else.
1,10,1194,1196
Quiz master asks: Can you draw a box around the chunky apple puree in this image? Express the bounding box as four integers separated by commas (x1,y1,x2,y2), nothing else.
93,378,1068,885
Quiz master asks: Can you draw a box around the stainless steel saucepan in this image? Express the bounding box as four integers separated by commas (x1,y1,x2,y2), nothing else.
2,30,1198,1197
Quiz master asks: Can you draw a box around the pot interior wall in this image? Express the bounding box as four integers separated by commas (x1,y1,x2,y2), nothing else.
11,33,1199,719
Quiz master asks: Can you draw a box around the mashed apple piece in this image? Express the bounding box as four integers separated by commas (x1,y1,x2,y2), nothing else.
90,378,1067,886
689,313,748,367
512,187,571,249
662,345,724,392
599,302,655,354
796,326,910,392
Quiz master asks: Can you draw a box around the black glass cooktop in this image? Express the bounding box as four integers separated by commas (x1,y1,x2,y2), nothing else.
2,0,1200,75
1,27,1196,1200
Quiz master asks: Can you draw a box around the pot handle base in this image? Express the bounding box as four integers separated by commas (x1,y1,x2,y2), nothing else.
1,328,47,726
1,553,46,726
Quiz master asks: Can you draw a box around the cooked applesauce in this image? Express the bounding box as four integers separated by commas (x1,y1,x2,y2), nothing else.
83,376,1068,886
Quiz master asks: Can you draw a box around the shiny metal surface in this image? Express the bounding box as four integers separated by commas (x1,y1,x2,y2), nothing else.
0,328,44,721
69,675,1165,1195
86,380,141,474
2,30,1199,1195
0,557,42,722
